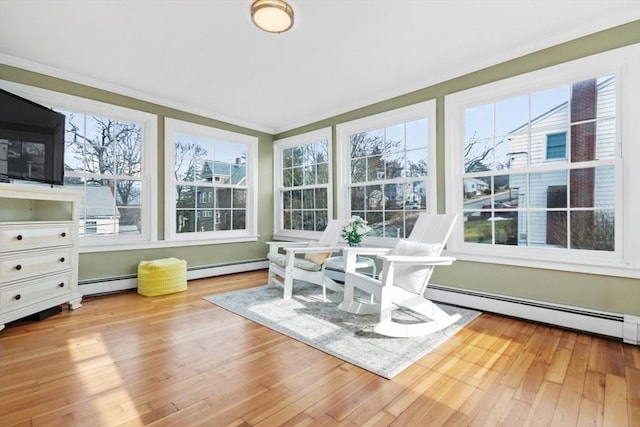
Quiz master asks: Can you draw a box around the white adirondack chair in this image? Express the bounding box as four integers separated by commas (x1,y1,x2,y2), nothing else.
266,220,343,300
337,213,460,337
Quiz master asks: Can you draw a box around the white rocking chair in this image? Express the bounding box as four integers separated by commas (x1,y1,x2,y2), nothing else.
266,220,343,300
337,213,460,337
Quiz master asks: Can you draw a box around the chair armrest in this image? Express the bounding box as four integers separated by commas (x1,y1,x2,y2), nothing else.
266,241,310,248
378,255,456,265
284,246,341,254
342,247,392,256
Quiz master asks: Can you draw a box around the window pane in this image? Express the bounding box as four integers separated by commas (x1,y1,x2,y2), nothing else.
114,121,142,177
465,103,494,141
177,210,195,233
303,165,316,185
215,210,231,231
292,166,303,186
406,119,427,151
351,158,366,183
367,155,384,181
406,148,427,177
197,210,214,232
283,147,293,168
283,169,293,187
385,124,404,152
317,163,329,184
233,209,246,230
351,129,383,157
570,210,614,251
570,166,614,208
303,211,314,231
176,185,196,208
496,95,528,136
302,188,314,209
116,180,141,206
233,189,247,208
290,189,302,209
351,186,365,210
366,184,384,210
464,137,494,173
216,188,232,208
529,171,567,209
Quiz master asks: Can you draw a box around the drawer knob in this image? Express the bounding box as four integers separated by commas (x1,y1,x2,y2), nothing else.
59,257,65,263
14,294,21,301
16,234,23,241
58,283,65,288
15,264,22,271
60,232,66,237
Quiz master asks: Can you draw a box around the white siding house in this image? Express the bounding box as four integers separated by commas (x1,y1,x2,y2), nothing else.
507,77,616,247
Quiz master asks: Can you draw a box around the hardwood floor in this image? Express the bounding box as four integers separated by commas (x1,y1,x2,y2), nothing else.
0,270,638,426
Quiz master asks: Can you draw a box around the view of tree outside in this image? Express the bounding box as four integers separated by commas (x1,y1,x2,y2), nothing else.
280,139,329,231
61,111,143,237
462,75,616,251
348,119,429,238
173,132,247,234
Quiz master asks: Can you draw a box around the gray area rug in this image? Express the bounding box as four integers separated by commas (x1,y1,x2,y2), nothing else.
204,281,481,379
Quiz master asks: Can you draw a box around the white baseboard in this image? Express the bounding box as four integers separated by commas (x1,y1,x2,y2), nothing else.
426,284,637,344
79,259,269,296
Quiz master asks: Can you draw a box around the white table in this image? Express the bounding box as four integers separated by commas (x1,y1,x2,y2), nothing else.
323,255,376,283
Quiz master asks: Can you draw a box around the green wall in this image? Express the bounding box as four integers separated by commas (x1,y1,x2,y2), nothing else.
0,64,274,281
276,20,640,315
1,20,638,314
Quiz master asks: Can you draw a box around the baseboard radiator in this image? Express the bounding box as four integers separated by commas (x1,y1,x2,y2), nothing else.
78,259,269,297
426,284,640,345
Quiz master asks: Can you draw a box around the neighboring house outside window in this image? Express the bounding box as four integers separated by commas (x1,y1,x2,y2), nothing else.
336,100,437,243
273,127,332,240
165,118,258,242
445,45,640,277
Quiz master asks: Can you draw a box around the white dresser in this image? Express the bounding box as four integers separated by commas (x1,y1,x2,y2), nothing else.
0,182,82,331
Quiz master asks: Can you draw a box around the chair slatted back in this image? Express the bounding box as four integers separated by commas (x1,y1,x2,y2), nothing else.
318,219,342,246
408,213,458,251
400,213,458,295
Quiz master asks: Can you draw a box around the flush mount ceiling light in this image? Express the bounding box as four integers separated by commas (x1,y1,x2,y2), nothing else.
251,0,294,33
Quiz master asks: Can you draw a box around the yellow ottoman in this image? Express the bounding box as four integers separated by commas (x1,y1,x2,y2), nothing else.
137,257,187,296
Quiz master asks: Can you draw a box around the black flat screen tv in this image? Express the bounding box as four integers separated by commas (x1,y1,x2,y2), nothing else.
0,88,66,186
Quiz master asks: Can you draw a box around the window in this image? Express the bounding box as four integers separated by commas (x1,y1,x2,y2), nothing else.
165,118,258,242
61,112,149,240
445,45,640,277
336,100,437,243
546,132,566,159
273,128,332,239
0,81,157,249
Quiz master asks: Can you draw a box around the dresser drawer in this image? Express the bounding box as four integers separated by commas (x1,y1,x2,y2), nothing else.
0,223,73,252
0,273,73,311
0,248,72,284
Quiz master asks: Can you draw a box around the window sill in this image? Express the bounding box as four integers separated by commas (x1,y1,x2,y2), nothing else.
447,249,639,279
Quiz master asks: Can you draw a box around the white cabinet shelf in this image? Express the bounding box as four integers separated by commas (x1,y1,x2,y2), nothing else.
0,183,82,331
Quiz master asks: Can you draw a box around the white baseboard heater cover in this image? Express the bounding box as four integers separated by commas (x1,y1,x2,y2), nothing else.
79,259,268,296
427,284,638,345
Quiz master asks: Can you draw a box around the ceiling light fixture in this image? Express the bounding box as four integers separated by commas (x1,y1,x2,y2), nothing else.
251,0,294,34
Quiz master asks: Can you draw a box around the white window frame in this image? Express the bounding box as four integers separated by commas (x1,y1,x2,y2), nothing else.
0,80,158,252
445,44,640,278
336,99,437,247
273,127,333,241
164,118,258,243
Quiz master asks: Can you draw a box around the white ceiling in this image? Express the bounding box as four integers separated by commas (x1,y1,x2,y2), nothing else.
1,1,639,134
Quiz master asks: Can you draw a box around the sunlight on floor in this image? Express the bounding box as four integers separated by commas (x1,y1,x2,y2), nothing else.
67,333,141,424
